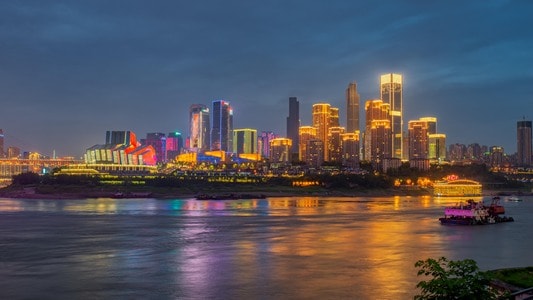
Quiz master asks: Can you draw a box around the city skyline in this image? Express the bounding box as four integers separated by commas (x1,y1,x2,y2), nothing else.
1,1,532,157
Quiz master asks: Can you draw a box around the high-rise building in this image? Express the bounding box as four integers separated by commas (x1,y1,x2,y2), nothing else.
420,117,437,134
145,133,167,163
166,132,183,161
329,107,340,127
7,146,20,159
306,139,324,168
233,128,257,154
342,132,360,168
429,134,447,161
380,73,403,160
328,126,345,163
346,82,360,133
408,120,429,160
517,120,532,167
259,131,276,158
189,104,210,153
0,129,4,158
286,97,300,161
269,138,292,163
299,126,317,162
312,103,340,161
312,103,331,161
448,143,466,162
211,100,233,152
364,100,392,167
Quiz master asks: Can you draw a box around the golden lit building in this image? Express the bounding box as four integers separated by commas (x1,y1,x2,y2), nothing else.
380,73,403,160
408,119,429,160
328,126,345,163
433,179,482,196
299,126,317,161
365,100,391,168
312,103,340,162
342,131,360,167
270,138,292,163
329,107,340,127
312,103,331,161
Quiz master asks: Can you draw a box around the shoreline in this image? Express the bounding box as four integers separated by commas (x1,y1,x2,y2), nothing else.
0,185,432,200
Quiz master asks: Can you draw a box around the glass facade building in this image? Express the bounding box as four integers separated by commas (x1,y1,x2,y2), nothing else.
211,100,233,152
380,73,403,160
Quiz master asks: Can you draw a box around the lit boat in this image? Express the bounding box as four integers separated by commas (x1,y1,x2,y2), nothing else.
439,197,514,225
508,196,523,202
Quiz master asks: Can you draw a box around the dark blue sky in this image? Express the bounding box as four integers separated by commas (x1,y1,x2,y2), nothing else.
1,0,532,157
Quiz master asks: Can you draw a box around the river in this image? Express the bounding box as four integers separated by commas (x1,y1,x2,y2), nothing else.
0,196,532,299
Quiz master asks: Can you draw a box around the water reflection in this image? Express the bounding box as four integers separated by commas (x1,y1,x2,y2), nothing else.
0,196,532,299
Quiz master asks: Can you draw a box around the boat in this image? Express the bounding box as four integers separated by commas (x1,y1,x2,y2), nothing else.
508,196,523,202
439,197,514,225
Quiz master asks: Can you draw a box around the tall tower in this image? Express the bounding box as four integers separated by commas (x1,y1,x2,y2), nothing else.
286,97,300,161
517,119,532,167
408,120,429,160
211,100,233,152
299,126,317,162
189,104,210,153
346,82,360,133
365,100,391,168
380,73,403,160
312,103,331,161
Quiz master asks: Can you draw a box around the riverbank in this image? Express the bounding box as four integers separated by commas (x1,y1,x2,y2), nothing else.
0,183,431,199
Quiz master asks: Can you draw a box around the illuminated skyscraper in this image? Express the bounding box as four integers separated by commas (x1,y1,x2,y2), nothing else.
380,73,403,160
420,117,437,134
328,126,345,163
299,126,317,162
312,103,331,161
233,128,257,154
270,138,292,163
259,131,276,158
408,120,429,160
211,100,233,152
342,132,360,167
166,132,183,161
517,119,532,167
145,133,167,163
329,107,340,127
287,97,300,161
189,104,210,153
429,134,446,161
346,82,360,133
306,139,324,167
312,103,339,161
364,100,391,169
0,129,4,158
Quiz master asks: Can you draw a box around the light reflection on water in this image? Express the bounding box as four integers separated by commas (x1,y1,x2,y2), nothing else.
0,196,532,299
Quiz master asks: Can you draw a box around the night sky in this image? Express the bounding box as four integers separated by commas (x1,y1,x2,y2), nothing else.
1,1,532,158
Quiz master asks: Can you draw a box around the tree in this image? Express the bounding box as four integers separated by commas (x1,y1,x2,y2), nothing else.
11,172,41,185
414,257,498,300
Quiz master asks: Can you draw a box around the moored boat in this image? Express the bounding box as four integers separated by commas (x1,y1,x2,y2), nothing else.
439,197,514,225
508,196,523,202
